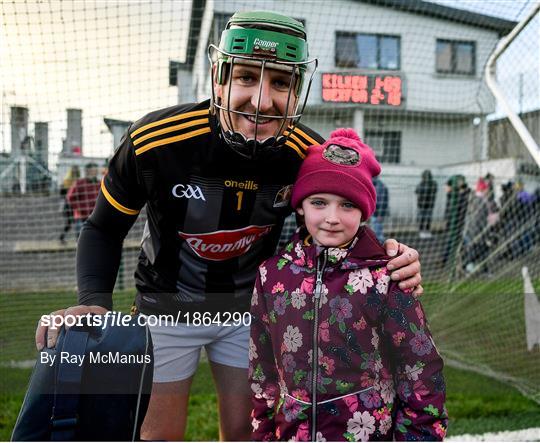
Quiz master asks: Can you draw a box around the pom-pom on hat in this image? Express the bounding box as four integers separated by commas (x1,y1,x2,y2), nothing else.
291,128,381,219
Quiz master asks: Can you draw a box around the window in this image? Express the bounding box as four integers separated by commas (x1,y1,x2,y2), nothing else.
364,131,401,164
336,32,400,70
205,13,232,75
436,39,475,75
210,13,233,45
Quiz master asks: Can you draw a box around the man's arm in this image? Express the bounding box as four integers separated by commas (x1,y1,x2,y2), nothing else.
77,195,138,309
36,128,146,350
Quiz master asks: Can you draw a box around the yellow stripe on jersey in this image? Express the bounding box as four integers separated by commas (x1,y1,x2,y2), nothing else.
285,132,310,152
133,118,209,146
289,127,320,147
101,179,140,216
285,140,306,159
135,127,212,156
130,109,209,139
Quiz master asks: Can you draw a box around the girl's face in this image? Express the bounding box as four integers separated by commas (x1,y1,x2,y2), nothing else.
297,193,362,247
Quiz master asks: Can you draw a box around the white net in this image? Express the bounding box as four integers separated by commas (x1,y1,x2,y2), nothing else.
1,0,539,403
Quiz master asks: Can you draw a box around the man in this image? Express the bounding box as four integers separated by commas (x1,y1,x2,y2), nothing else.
415,169,437,239
66,162,100,238
36,12,423,440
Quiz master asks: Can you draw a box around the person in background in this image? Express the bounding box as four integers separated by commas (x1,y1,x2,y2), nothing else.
415,169,437,239
442,174,470,268
484,172,495,205
250,129,447,441
59,165,80,243
371,176,389,243
66,162,100,238
508,180,536,258
463,178,490,273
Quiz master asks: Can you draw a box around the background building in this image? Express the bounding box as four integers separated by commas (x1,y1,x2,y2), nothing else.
177,0,528,220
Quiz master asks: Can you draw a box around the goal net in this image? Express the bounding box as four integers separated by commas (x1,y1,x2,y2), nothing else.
1,0,539,403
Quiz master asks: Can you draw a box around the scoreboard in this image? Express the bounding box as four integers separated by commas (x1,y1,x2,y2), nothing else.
322,73,404,107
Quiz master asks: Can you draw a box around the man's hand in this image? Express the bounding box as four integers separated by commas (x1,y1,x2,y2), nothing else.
35,305,108,350
383,239,423,297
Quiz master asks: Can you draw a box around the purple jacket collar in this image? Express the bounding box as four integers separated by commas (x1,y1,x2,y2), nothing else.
279,225,390,271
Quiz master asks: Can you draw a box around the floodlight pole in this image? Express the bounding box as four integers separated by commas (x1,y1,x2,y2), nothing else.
485,3,540,167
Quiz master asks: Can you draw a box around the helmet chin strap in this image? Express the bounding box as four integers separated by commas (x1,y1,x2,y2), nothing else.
220,128,287,160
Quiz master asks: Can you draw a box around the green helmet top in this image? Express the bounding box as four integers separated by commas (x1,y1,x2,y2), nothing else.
227,11,306,37
216,11,309,84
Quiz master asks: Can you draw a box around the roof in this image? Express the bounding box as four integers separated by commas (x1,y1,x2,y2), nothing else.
103,118,132,131
356,0,517,35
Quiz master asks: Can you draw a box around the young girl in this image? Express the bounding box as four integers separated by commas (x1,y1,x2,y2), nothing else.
249,129,447,441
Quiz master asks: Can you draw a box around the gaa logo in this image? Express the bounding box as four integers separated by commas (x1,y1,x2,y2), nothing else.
171,184,206,201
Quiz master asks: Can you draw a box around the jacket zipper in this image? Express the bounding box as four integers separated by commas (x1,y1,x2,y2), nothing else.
311,250,327,441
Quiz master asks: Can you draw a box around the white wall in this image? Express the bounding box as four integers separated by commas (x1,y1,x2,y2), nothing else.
365,116,476,166
302,112,476,166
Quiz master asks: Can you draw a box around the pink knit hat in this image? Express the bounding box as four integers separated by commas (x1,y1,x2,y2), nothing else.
291,128,381,219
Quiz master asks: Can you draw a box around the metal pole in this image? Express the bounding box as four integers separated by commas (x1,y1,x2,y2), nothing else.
484,4,540,166
518,72,524,115
20,155,27,194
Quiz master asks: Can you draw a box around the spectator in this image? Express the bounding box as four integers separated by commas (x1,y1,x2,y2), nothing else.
67,162,100,238
415,169,437,239
510,181,536,258
500,180,514,210
59,165,80,243
371,176,389,243
442,174,470,268
463,178,490,273
484,172,496,204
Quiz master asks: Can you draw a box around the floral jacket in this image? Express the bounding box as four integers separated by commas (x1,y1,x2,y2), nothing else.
249,227,447,441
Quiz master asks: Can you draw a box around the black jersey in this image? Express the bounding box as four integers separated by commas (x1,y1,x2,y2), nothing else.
82,99,324,316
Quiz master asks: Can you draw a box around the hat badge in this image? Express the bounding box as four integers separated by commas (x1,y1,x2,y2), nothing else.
323,144,361,166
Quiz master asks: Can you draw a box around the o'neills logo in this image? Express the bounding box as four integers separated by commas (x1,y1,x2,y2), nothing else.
178,225,274,261
224,179,258,191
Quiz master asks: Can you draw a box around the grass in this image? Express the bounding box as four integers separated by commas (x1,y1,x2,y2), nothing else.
444,364,540,436
1,283,540,439
420,281,540,403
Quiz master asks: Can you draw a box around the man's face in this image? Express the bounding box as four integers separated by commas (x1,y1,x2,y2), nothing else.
215,63,298,141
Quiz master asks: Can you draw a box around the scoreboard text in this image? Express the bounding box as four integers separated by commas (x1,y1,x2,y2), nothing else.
322,73,404,107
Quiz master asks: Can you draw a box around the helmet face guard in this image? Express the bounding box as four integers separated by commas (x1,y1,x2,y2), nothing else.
208,13,318,159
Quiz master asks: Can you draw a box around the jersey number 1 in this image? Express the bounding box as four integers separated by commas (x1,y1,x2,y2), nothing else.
236,191,243,211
